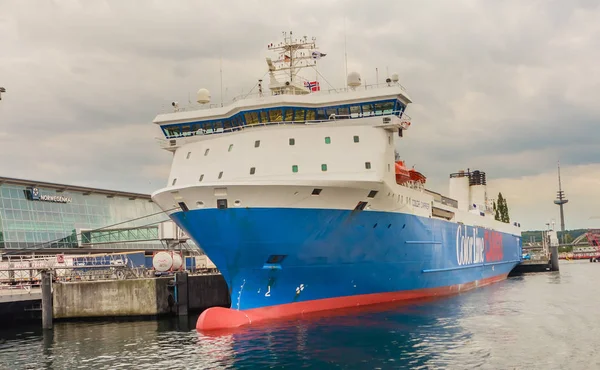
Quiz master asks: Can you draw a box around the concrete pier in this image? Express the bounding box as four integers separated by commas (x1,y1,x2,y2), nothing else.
52,274,229,320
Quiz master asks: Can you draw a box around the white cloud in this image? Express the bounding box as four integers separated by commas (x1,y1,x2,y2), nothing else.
1,0,599,229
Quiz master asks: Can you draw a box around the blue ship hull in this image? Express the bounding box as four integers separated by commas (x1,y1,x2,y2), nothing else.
170,208,522,316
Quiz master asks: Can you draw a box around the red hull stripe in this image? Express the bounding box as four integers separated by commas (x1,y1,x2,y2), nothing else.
196,273,509,331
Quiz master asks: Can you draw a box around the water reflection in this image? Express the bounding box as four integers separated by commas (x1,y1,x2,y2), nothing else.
0,262,599,369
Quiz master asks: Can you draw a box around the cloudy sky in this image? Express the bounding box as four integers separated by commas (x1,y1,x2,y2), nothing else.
1,0,599,231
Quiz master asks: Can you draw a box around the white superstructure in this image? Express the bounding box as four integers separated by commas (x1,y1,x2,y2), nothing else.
150,31,521,237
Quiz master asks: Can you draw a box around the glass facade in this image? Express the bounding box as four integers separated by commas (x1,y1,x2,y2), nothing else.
0,181,170,250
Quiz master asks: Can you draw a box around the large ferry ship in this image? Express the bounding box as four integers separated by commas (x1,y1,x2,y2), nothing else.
150,32,523,331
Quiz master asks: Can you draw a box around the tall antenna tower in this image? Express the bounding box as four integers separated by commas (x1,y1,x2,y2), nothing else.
553,161,568,235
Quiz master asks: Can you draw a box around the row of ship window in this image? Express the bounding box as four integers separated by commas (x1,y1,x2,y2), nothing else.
162,99,405,137
171,161,374,186
185,135,361,160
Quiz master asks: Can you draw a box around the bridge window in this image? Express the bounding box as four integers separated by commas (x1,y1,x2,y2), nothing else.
316,109,327,120
244,111,259,125
362,103,375,117
338,106,350,118
285,109,293,122
165,126,180,136
161,99,399,139
375,101,395,115
269,109,283,122
294,109,306,121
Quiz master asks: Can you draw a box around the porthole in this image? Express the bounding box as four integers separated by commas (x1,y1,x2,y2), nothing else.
199,174,204,182
228,144,233,152
292,165,298,173
172,178,177,186
255,140,261,148
365,162,371,169
289,138,295,145
250,167,256,175
186,152,191,159
321,164,328,172
325,137,331,144
204,148,210,156
353,135,359,143
234,200,241,207
218,171,223,179
196,201,204,208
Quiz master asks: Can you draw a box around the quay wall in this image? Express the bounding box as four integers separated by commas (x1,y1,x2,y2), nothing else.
53,274,229,319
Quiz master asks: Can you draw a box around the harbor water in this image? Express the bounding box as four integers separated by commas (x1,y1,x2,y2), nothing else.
1,260,598,369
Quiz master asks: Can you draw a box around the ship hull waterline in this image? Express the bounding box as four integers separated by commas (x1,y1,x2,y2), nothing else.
167,207,522,331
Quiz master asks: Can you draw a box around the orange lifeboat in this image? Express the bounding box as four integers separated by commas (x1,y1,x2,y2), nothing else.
395,160,426,185
395,160,411,185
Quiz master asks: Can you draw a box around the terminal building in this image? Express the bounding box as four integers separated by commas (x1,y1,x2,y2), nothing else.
0,176,196,254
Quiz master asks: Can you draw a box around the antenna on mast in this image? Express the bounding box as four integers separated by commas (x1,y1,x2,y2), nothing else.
344,17,348,82
219,55,224,107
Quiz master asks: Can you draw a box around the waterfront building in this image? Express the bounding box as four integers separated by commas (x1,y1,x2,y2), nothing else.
0,176,189,253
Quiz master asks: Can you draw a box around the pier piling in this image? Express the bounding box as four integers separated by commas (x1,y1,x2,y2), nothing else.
175,271,189,316
550,246,560,272
41,270,53,330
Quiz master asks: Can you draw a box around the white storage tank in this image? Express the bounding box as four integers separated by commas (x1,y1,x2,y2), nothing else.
152,251,173,272
172,252,183,271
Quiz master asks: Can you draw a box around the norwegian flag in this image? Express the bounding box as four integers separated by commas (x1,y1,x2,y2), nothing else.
304,80,320,92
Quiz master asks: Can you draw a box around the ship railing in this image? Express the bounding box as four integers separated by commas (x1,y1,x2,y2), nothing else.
157,82,409,114
158,110,412,142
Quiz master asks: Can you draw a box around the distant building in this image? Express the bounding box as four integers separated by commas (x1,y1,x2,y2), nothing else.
0,176,192,253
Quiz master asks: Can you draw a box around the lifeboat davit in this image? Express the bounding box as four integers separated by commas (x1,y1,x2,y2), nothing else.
395,160,426,185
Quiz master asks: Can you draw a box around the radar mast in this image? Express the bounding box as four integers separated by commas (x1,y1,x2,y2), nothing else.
265,31,324,95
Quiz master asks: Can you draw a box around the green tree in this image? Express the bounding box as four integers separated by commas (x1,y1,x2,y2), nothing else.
563,233,573,244
493,200,500,221
496,192,510,223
